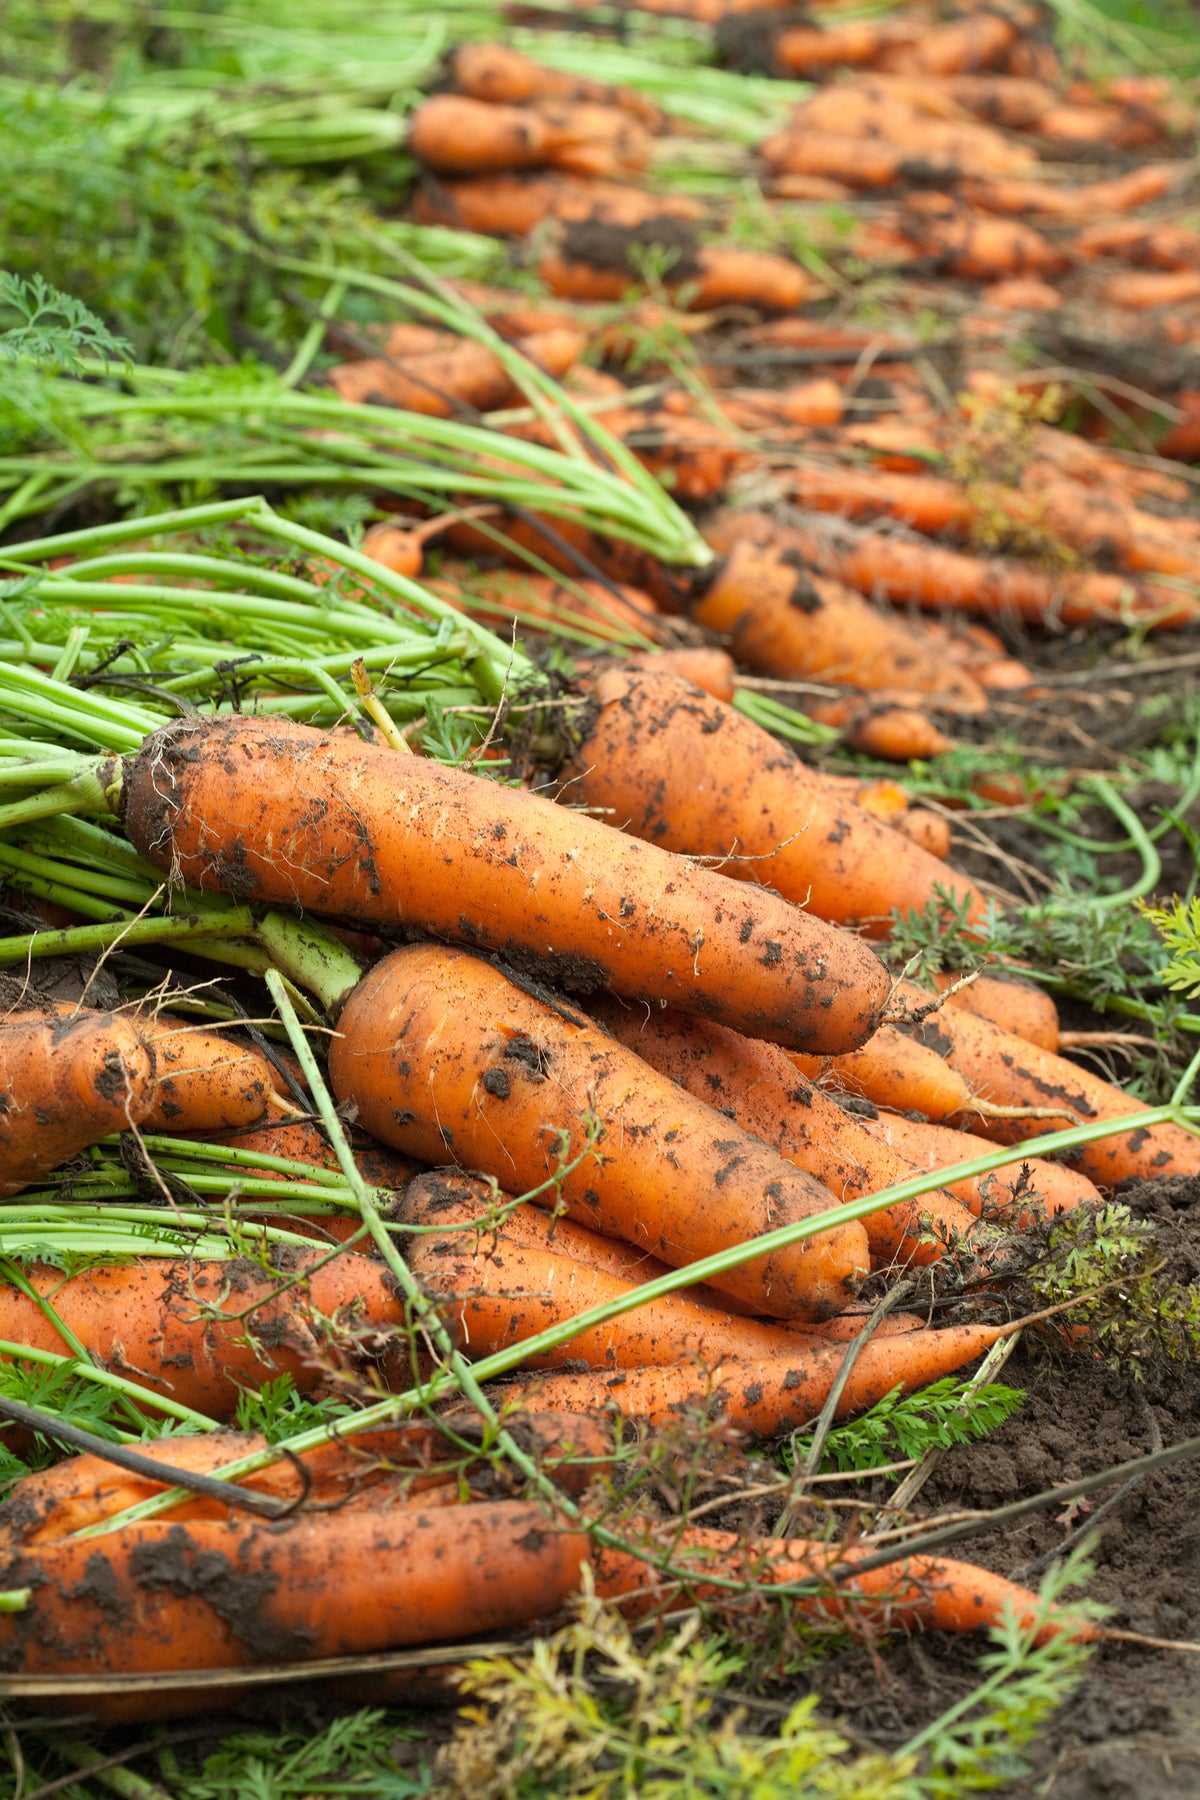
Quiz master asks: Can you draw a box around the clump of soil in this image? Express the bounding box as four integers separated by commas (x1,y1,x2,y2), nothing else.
807,1172,1200,1797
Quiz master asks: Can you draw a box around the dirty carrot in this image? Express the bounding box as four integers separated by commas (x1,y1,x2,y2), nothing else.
328,327,585,415
892,979,1200,1185
136,1013,292,1134
588,997,979,1267
0,1006,154,1198
932,971,1060,1051
561,664,982,936
117,713,891,1053
0,1249,407,1417
865,1110,1102,1218
494,1318,1018,1436
687,539,990,712
327,943,870,1321
401,1174,852,1366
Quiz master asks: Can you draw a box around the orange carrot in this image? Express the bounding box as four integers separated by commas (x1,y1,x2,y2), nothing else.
704,506,1190,630
449,42,663,127
788,1022,1062,1129
866,1110,1102,1218
884,12,1017,75
328,326,585,414
540,237,807,313
932,971,1060,1051
789,87,1036,175
575,647,736,701
414,171,607,236
561,664,983,936
136,1013,287,1134
588,998,980,1266
495,1319,1017,1435
721,378,846,431
892,979,1200,1185
402,1174,866,1366
963,165,1175,219
770,19,920,75
122,715,889,1052
805,694,956,762
895,809,952,858
1103,270,1200,312
0,1500,591,1687
328,944,870,1321
981,278,1062,311
595,1527,1098,1645
0,1248,408,1416
0,1006,154,1198
427,566,667,645
407,94,650,179
687,540,989,712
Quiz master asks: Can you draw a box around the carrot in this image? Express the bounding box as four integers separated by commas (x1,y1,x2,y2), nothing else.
414,170,603,236
328,943,869,1321
895,809,952,858
561,664,983,937
687,540,989,712
706,506,1188,630
328,326,586,414
1103,270,1200,312
119,714,891,1054
588,998,979,1266
963,165,1175,219
575,647,736,701
428,566,668,645
762,131,967,191
407,95,650,179
5,1413,612,1554
805,695,956,762
401,1177,868,1366
449,42,663,128
1075,219,1200,270
790,88,1036,175
539,243,807,313
721,378,846,431
866,1111,1101,1219
910,213,1067,281
594,1527,1098,1645
788,1021,1064,1129
892,979,1200,1185
980,278,1062,312
494,1318,1016,1436
786,465,970,535
0,1248,409,1416
932,971,1059,1051
887,11,1018,75
360,521,424,581
0,1006,154,1198
0,1499,591,1689
135,1013,289,1134
770,19,920,74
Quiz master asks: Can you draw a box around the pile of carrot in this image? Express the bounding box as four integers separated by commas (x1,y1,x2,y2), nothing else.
6,0,1200,1721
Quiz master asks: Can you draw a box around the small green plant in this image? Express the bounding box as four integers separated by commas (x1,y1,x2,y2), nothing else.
0,270,131,372
1023,1199,1200,1364
436,1548,1098,1799
785,1380,1026,1477
1139,895,1200,999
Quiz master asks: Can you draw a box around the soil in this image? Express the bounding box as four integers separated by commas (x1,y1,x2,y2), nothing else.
804,1171,1200,1797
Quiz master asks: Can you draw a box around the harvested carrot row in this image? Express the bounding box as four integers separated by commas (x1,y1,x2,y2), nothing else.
561,664,982,935
4,1413,612,1550
0,1248,408,1416
328,944,870,1321
118,713,890,1053
495,1318,1018,1436
865,1110,1101,1218
1,1006,154,1198
892,979,1200,1186
588,997,980,1266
